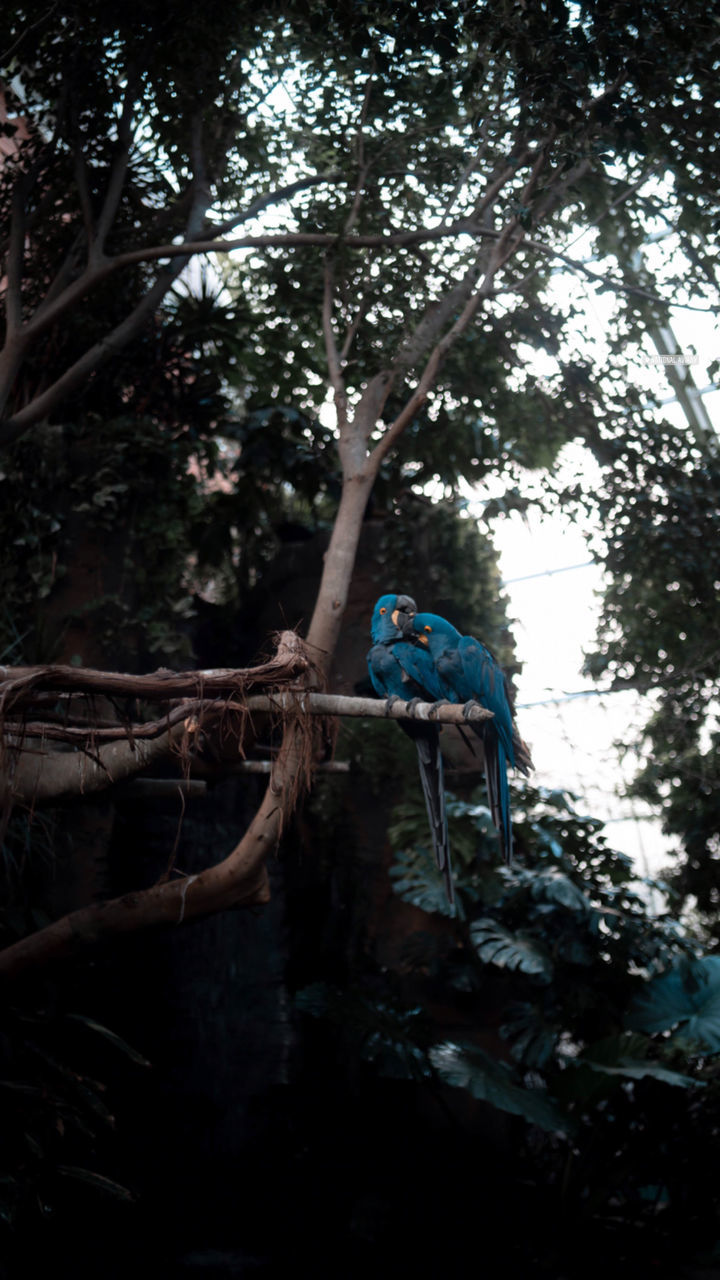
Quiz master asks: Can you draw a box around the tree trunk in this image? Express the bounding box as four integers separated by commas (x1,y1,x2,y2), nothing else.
305,467,374,669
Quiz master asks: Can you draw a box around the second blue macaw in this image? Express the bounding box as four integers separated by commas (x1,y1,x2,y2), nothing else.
398,609,532,863
367,594,454,906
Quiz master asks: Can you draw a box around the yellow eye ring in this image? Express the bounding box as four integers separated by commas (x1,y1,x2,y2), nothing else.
379,607,387,614
424,625,432,633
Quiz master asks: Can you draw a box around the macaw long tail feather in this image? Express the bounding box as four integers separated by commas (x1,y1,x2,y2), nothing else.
484,738,513,864
512,726,534,776
411,730,454,907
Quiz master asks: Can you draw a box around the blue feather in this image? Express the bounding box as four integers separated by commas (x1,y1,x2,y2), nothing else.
367,595,454,907
409,611,529,864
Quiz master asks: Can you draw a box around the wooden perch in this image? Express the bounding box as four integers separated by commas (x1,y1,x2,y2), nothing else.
245,692,493,726
2,682,493,807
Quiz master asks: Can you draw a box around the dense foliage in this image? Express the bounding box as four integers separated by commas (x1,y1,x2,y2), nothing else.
298,782,720,1267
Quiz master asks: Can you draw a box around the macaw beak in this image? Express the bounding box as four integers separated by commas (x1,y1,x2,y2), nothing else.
395,595,417,612
392,595,417,637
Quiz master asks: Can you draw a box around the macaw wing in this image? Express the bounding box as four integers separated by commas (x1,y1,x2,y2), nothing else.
367,643,401,699
367,643,419,699
393,641,447,702
433,644,466,702
367,645,454,905
458,636,515,761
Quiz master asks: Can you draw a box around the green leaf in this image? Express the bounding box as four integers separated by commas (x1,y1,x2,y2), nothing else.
65,1014,152,1068
575,1032,700,1088
581,1059,699,1088
500,1002,559,1068
429,1041,571,1134
627,957,720,1052
470,918,553,979
389,844,459,919
531,870,591,913
56,1166,135,1202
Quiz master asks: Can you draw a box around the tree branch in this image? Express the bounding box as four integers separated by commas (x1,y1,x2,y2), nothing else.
0,691,492,978
3,720,188,805
0,837,271,980
322,255,347,429
93,75,137,254
5,180,26,335
0,265,185,444
72,136,95,247
71,219,496,275
210,171,345,236
0,635,311,710
0,163,216,445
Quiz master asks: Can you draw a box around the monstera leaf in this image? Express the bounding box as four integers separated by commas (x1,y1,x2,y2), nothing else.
389,844,459,919
627,957,720,1052
429,1042,570,1134
295,983,432,1081
577,1033,701,1089
470,918,553,980
530,869,591,913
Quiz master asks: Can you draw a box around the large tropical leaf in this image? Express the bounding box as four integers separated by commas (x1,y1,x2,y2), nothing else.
295,983,432,1081
583,1060,699,1088
56,1166,136,1201
626,957,720,1052
429,1042,571,1134
66,1014,152,1068
470,918,553,980
577,1033,700,1089
389,844,459,919
500,1002,559,1068
530,869,591,913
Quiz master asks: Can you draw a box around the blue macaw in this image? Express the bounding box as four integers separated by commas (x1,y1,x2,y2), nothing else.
399,609,532,863
367,594,454,906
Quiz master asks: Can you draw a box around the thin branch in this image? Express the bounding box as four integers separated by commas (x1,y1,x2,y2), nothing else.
322,255,347,429
470,152,529,224
338,76,374,239
5,181,26,335
67,219,496,275
369,235,515,465
518,129,555,207
0,263,185,445
0,1,59,63
392,246,490,378
0,162,215,445
93,76,137,253
495,163,660,300
210,171,345,236
33,229,88,312
0,638,310,709
370,289,487,465
338,283,373,361
72,136,95,246
440,122,491,221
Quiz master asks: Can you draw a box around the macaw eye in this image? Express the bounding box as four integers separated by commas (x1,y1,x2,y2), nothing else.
424,625,432,633
379,607,387,614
